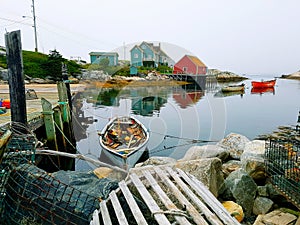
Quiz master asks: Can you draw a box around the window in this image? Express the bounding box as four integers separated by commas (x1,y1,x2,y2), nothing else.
134,53,138,58
183,67,188,72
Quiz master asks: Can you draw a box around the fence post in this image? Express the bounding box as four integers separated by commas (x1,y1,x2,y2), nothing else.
5,30,27,129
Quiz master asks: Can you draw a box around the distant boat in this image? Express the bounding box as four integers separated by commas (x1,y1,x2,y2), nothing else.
99,116,149,169
251,79,276,88
221,83,245,92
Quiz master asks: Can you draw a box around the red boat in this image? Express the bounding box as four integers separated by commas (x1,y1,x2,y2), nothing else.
251,79,276,88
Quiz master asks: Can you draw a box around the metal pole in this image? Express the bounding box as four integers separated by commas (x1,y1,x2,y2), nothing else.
32,0,38,52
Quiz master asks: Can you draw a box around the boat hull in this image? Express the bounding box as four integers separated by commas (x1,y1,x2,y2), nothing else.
221,84,245,92
101,143,148,169
99,116,149,169
251,79,276,88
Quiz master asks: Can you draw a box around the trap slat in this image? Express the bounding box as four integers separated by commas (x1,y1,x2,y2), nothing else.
90,209,100,225
92,167,241,225
109,191,129,225
142,170,192,225
177,168,240,225
99,200,112,225
119,180,148,225
165,167,223,225
153,167,209,225
130,173,171,225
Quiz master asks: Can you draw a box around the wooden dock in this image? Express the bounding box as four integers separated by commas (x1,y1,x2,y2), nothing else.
90,166,240,225
0,84,85,128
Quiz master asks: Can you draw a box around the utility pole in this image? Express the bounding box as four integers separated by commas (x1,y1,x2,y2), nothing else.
32,0,38,52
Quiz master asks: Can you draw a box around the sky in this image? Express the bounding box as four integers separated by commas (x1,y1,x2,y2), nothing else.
1,0,300,76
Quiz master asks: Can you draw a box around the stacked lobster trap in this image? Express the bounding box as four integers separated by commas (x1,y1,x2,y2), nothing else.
265,125,300,209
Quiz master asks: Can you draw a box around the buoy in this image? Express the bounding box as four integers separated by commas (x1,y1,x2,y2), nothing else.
2,99,10,109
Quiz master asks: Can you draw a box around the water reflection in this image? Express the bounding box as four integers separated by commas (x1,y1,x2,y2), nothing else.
173,84,205,109
132,96,167,116
72,93,96,141
214,90,245,98
251,87,275,95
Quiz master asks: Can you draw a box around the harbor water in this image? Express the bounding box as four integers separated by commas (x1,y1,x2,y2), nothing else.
74,75,300,170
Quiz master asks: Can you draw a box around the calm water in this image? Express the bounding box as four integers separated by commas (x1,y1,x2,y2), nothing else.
74,75,300,170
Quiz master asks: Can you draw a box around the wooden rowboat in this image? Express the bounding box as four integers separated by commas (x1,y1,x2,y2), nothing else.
99,116,149,169
221,83,245,92
251,79,276,88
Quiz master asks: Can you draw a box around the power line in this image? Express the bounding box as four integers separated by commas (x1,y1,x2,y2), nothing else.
0,17,32,27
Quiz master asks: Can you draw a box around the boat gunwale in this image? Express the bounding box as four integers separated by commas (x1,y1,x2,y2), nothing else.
99,116,149,158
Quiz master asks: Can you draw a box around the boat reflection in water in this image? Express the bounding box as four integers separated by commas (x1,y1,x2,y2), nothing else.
214,90,245,98
251,87,275,95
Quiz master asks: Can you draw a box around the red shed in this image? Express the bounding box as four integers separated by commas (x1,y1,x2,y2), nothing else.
173,55,207,75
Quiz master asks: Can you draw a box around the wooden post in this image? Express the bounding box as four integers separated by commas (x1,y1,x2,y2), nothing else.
62,63,73,111
57,81,76,170
41,97,61,171
41,97,58,151
5,30,27,128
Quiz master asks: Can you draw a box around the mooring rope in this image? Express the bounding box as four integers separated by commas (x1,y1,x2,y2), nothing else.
35,149,128,173
149,130,219,143
53,121,76,150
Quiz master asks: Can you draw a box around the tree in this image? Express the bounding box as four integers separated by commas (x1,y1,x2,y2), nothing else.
42,49,63,81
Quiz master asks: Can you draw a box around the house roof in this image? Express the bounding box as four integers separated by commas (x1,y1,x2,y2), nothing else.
89,52,119,56
130,45,143,52
130,41,172,60
186,55,207,67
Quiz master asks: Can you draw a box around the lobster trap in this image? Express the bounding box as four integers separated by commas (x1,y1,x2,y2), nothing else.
265,130,300,209
0,132,118,225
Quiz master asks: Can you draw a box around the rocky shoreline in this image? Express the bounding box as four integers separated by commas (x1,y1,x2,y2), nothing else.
281,71,300,80
99,132,300,225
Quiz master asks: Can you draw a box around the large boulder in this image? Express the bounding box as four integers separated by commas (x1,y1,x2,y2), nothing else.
179,144,229,162
241,140,266,181
0,67,8,80
136,156,177,167
176,158,224,197
219,168,257,217
222,160,242,178
217,133,250,159
252,196,274,215
130,157,224,197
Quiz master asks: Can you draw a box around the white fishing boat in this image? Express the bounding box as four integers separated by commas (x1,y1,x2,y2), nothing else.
99,116,149,169
221,83,245,92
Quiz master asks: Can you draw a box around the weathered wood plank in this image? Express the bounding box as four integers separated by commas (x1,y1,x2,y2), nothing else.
100,200,112,225
119,180,148,225
153,167,209,225
130,173,171,225
41,97,58,151
142,170,192,225
90,209,100,225
5,30,27,127
109,191,129,225
165,167,223,225
176,168,240,225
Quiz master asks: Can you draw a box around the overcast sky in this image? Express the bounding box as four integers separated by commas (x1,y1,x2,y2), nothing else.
1,0,299,75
